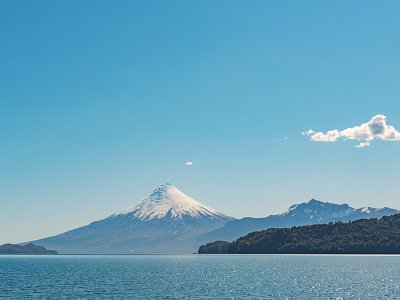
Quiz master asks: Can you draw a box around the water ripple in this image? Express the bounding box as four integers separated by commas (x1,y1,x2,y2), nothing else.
0,255,399,299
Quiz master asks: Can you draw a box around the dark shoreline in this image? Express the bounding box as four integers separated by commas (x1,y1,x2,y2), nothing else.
0,243,57,255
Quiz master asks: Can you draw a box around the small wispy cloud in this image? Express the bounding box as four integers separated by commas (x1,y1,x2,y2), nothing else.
303,115,400,148
277,136,288,142
354,141,370,149
185,161,193,166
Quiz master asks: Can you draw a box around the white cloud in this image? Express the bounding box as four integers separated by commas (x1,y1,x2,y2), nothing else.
304,115,400,147
185,161,193,166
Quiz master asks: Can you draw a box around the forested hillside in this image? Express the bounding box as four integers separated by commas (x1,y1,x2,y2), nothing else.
199,214,400,254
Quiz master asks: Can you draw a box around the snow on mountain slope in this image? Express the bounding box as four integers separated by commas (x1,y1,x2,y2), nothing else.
120,183,228,220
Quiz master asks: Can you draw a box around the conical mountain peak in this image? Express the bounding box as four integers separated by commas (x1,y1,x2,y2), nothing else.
284,198,352,215
121,184,231,221
32,183,235,254
307,198,323,204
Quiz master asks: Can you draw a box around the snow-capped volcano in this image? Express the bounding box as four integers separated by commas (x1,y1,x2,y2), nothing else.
121,184,228,220
31,184,234,254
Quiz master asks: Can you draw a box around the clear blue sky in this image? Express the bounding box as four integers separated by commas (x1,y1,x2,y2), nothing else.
1,1,400,244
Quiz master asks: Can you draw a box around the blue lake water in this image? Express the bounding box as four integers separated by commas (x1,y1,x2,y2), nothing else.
0,255,399,299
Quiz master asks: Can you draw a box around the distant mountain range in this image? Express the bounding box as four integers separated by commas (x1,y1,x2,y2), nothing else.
197,199,399,245
199,214,400,254
29,184,399,254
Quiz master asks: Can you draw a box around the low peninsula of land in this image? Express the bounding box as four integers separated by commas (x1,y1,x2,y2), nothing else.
199,214,400,254
0,243,58,254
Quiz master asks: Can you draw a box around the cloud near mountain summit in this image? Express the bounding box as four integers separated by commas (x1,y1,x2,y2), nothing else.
304,115,400,148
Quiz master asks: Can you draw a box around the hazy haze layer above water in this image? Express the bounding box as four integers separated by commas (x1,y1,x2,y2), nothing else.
1,255,399,299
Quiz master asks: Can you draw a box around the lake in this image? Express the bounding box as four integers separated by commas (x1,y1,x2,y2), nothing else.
0,255,399,299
